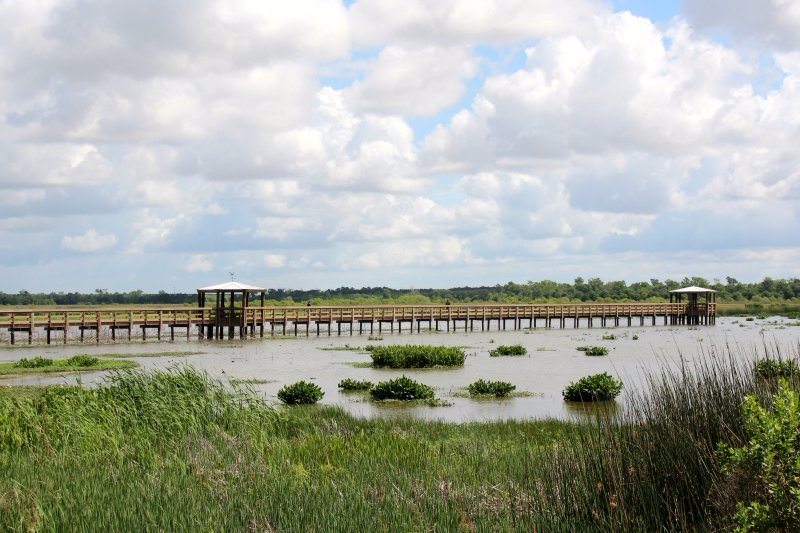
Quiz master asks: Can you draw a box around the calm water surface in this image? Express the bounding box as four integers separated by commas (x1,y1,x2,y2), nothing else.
2,316,798,422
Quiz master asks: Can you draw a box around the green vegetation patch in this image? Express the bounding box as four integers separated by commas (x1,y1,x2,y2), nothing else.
754,358,799,379
229,378,276,385
338,378,373,391
1,356,137,376
576,346,609,356
370,376,434,401
467,379,516,397
489,344,527,357
94,350,204,358
562,372,623,402
602,334,618,340
277,381,324,405
370,345,466,368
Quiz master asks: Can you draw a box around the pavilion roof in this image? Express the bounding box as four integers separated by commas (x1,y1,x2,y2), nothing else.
669,286,717,293
197,281,266,292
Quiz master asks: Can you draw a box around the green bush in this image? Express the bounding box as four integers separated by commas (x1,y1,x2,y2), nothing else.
602,334,617,340
13,356,54,369
718,379,800,530
754,359,799,379
277,381,324,405
562,372,623,401
370,376,434,401
66,355,100,367
576,346,609,356
489,344,527,357
338,378,373,391
467,379,516,397
370,345,465,368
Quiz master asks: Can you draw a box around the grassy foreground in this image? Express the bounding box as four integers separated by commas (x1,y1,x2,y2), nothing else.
0,345,797,530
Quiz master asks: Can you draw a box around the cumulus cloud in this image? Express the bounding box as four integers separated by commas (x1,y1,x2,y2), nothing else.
1,0,799,290
61,229,117,252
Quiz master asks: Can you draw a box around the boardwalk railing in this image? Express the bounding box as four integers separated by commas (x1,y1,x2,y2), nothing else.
0,302,715,345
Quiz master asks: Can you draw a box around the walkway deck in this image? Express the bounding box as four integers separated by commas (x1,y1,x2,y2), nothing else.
0,302,715,345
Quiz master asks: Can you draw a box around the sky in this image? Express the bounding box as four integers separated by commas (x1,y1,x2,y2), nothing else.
1,0,799,292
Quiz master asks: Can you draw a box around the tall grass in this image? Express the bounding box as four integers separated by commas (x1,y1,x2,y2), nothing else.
1,344,797,530
370,345,466,368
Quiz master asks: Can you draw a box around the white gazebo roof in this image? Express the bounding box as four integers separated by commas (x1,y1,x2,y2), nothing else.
197,281,266,292
669,286,717,293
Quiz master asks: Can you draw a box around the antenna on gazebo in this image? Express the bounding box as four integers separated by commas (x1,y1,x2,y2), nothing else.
229,271,235,281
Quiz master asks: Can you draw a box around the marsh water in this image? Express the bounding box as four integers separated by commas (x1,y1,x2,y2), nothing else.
3,316,798,422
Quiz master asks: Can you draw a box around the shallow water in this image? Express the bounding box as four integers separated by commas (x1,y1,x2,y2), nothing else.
2,316,798,422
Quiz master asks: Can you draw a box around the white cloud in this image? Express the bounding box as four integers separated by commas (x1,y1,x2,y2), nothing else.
61,229,117,252
684,0,800,50
185,254,213,272
263,254,287,268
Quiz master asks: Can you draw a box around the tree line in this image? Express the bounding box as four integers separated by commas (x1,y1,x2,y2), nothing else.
2,277,799,306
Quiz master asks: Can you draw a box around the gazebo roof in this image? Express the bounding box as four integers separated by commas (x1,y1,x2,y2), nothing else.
197,281,266,292
669,286,717,293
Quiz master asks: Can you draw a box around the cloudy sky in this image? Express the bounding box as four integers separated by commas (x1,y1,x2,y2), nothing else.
1,0,799,292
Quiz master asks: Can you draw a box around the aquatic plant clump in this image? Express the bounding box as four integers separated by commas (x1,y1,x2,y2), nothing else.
65,355,100,367
370,376,435,401
13,356,54,369
277,381,324,405
489,344,527,357
338,378,373,391
576,346,609,356
370,345,466,368
753,358,799,379
467,379,516,397
562,372,623,402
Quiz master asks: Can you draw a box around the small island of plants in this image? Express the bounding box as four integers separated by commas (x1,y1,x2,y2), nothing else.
370,345,466,368
576,346,609,356
467,379,516,397
489,344,527,357
370,376,435,401
562,372,623,401
338,378,373,391
277,381,324,404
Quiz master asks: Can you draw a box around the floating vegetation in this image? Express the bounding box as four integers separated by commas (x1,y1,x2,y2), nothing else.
370,345,466,368
562,372,622,402
602,334,617,340
576,346,609,356
467,379,516,397
367,336,384,341
370,376,434,401
489,344,527,357
277,381,324,405
338,378,373,391
632,335,639,340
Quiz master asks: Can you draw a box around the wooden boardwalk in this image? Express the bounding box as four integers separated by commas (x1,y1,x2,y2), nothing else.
0,302,715,345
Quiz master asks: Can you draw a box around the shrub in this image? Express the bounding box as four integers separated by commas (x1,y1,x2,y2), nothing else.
66,355,100,367
370,376,434,401
562,372,622,401
632,334,639,340
602,334,617,340
338,378,373,391
467,379,516,397
489,344,527,357
277,381,324,405
718,379,800,530
370,345,466,368
13,356,54,369
754,359,799,379
577,346,609,356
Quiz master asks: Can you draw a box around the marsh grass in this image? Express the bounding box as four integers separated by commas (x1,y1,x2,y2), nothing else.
1,345,798,530
0,357,137,376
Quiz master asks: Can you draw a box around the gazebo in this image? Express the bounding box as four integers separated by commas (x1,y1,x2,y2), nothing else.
197,282,267,338
669,286,717,325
